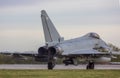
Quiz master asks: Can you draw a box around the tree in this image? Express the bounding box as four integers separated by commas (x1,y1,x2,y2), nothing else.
108,43,120,51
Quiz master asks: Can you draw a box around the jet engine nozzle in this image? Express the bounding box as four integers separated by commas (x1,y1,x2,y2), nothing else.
48,46,63,56
38,47,48,56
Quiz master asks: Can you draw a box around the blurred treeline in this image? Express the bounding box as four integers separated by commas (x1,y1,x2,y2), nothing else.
0,55,41,64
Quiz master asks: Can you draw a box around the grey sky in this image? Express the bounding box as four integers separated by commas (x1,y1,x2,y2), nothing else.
0,0,41,7
0,0,120,51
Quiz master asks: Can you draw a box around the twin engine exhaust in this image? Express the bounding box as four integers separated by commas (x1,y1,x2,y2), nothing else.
35,46,63,62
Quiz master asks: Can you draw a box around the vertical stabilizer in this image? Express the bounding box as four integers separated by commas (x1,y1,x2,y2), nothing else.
41,10,62,43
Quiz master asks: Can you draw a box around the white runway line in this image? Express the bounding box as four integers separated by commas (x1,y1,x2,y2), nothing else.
0,64,120,70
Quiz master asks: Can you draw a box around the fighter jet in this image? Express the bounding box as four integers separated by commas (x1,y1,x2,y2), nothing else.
0,10,120,70
38,10,120,69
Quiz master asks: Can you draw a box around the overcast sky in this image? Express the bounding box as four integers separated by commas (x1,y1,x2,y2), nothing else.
0,0,120,52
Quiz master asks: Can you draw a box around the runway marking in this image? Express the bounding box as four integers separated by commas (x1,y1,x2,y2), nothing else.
0,64,120,70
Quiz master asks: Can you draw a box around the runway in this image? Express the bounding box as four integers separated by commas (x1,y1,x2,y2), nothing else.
0,64,120,70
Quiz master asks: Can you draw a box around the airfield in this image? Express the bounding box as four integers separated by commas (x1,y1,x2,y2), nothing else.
0,64,120,70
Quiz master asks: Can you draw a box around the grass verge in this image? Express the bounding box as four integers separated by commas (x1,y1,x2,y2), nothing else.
0,70,120,78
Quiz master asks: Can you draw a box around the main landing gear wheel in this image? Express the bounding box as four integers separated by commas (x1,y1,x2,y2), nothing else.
48,61,55,70
86,61,95,69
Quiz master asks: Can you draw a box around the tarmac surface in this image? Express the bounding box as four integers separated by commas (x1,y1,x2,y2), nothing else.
0,64,120,70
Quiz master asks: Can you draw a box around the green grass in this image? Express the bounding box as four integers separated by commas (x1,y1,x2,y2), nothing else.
0,70,120,78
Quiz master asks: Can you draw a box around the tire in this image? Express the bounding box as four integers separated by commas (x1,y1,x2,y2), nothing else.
65,62,69,66
63,60,69,66
48,62,54,70
87,65,89,69
91,63,94,69
86,61,94,69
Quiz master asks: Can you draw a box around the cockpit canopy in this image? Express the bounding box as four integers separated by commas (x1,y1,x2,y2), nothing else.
89,33,100,39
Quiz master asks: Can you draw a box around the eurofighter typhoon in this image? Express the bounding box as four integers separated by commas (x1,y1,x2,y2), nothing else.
1,10,120,70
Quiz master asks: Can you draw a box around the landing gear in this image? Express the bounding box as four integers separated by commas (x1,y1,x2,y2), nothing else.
86,61,95,69
47,47,57,70
48,61,55,70
47,54,56,70
63,60,70,66
47,56,56,70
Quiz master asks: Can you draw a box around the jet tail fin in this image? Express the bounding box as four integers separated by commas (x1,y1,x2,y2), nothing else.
41,10,63,44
